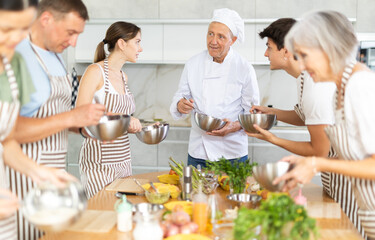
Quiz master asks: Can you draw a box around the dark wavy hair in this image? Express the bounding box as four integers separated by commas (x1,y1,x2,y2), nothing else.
259,18,297,50
0,0,38,11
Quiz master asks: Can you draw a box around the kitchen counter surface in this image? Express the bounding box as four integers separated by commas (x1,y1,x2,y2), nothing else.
41,171,362,240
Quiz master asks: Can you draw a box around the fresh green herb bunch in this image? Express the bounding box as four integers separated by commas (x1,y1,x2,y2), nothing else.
234,194,318,240
169,157,208,190
205,157,257,194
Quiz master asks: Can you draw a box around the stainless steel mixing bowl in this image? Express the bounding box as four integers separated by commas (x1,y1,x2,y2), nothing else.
194,112,226,132
252,162,292,192
22,182,87,232
226,193,261,208
136,123,169,144
238,113,276,133
84,114,130,141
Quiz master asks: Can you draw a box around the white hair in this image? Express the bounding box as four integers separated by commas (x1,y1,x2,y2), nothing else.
285,10,358,75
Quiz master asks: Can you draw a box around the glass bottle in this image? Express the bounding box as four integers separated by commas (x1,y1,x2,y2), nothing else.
193,181,208,234
114,194,132,232
133,211,163,240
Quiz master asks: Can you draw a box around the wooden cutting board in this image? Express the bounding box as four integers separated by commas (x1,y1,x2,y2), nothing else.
105,178,149,193
307,201,341,219
67,210,116,233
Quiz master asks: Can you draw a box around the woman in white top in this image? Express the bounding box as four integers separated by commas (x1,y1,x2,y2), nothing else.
77,21,143,198
274,10,375,239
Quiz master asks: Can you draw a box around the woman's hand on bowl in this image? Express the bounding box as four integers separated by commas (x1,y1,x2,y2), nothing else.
0,188,19,219
272,155,316,192
128,117,142,133
245,124,276,142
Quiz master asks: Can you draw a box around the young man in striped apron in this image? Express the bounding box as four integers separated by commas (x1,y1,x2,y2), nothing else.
8,0,105,239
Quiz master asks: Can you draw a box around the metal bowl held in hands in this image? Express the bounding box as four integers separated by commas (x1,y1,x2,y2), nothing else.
136,123,169,144
194,112,226,132
252,162,292,192
84,114,130,141
22,182,87,232
238,113,276,133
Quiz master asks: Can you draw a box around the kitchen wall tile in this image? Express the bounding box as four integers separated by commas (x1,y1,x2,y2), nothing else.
82,0,159,19
129,134,158,166
158,141,189,167
67,165,81,179
312,0,356,18
232,24,256,62
159,0,256,19
252,144,292,165
254,66,298,110
163,24,207,61
356,0,375,32
255,0,314,19
125,64,157,120
67,133,84,164
254,24,269,63
165,127,191,141
154,65,184,121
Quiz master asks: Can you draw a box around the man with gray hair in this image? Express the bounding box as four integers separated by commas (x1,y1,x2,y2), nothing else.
170,8,259,167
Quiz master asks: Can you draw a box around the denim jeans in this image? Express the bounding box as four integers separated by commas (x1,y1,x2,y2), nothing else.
187,154,248,168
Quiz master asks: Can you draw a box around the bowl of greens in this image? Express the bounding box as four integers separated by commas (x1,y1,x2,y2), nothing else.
206,158,257,194
234,194,317,240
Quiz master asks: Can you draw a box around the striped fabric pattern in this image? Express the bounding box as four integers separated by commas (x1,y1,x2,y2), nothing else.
294,70,363,237
325,61,374,239
6,47,72,240
0,55,20,240
79,58,135,199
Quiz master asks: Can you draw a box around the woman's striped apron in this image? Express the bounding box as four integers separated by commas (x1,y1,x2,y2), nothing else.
79,58,135,199
7,44,72,240
325,61,374,239
0,55,20,240
294,71,362,237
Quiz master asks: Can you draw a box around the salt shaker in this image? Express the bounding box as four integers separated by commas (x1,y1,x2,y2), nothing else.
114,194,132,232
182,166,193,201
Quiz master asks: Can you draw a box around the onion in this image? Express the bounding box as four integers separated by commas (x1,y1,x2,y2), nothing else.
171,211,190,226
166,224,180,237
180,222,198,234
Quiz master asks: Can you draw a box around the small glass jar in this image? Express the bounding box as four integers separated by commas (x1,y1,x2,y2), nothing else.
133,211,163,240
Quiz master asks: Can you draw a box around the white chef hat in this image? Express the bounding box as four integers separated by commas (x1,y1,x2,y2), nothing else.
211,8,245,43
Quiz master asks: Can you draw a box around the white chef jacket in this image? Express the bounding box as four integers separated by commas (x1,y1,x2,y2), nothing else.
170,48,260,160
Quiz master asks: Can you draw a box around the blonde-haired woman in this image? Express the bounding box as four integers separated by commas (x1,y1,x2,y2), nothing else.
77,21,143,198
274,10,375,239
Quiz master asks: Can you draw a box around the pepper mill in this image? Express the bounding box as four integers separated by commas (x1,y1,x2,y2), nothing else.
181,166,193,201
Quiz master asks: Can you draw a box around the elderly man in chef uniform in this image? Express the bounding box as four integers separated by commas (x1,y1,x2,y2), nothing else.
170,8,260,167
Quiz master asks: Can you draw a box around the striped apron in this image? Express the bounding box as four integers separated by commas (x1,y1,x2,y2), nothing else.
326,61,374,239
0,55,20,240
6,44,72,240
79,58,135,199
294,71,363,237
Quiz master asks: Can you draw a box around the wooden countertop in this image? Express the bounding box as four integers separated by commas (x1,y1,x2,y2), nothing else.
41,171,363,240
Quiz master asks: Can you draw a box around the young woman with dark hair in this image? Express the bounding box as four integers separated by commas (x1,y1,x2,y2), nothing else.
77,21,143,198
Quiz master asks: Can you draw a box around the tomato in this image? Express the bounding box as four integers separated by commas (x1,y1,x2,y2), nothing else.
169,169,177,175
